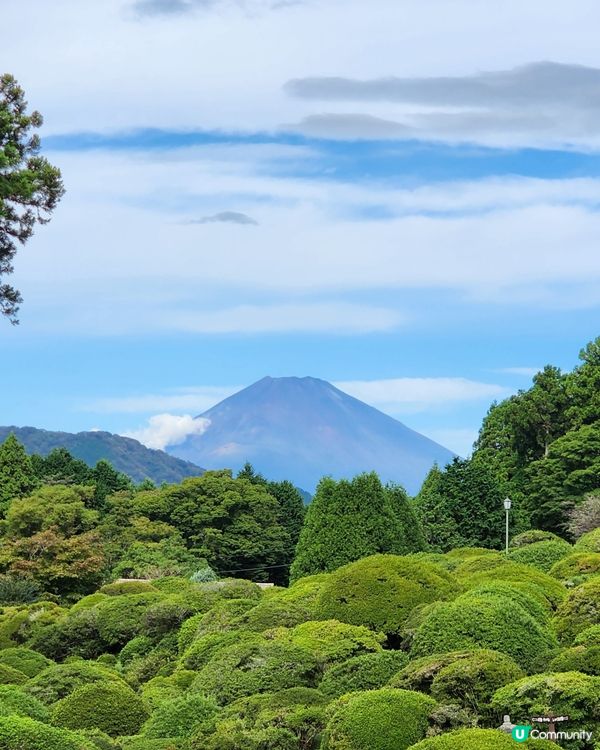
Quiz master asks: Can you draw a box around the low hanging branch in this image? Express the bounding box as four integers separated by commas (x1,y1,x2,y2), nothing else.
0,73,65,323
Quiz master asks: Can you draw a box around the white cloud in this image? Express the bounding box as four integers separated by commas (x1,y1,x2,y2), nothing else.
82,386,239,414
334,377,510,414
123,413,210,449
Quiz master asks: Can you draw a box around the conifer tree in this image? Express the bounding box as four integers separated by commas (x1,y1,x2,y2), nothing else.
0,433,37,512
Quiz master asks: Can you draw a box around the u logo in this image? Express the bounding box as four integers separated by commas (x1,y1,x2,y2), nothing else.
512,725,532,742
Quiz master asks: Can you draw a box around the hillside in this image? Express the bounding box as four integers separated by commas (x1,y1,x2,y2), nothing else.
0,426,204,484
169,376,454,494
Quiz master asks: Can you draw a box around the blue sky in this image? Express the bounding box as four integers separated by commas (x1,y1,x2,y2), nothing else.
1,0,600,457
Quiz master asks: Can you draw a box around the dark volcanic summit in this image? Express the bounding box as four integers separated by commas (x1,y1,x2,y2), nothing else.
168,376,454,494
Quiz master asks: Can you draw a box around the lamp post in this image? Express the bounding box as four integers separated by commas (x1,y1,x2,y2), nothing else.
504,497,512,556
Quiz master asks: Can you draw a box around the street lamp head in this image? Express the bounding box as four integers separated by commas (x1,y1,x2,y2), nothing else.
504,497,512,511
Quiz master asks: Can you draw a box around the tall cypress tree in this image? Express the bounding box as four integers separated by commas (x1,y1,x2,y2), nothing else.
0,434,37,513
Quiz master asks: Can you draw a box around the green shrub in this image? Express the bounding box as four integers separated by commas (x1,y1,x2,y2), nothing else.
95,592,164,649
140,670,196,709
70,593,109,613
272,620,384,665
575,625,600,647
190,635,321,704
322,688,436,750
99,580,158,596
0,602,66,649
550,552,600,585
26,661,127,704
407,728,561,749
151,576,196,594
428,649,525,718
492,672,600,746
315,555,459,637
142,693,219,738
121,739,186,750
457,582,550,624
119,635,154,666
76,728,118,750
142,598,196,639
195,720,298,750
319,651,408,697
27,608,104,661
549,646,600,675
0,575,41,605
511,530,564,548
197,578,263,602
51,681,149,737
390,651,474,694
0,663,27,685
232,598,314,632
190,564,218,583
181,631,257,671
0,647,53,677
411,593,558,670
180,598,256,642
0,715,96,750
508,539,572,572
574,528,600,553
0,685,49,721
553,578,600,642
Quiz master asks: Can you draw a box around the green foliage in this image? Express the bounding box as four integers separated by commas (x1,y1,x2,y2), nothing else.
511,530,564,547
549,552,600,585
140,670,196,709
291,473,425,581
0,685,49,721
508,539,572,572
26,661,127,705
231,596,314,632
0,435,37,511
0,663,28,685
553,578,600,643
492,672,600,747
190,563,218,583
411,592,558,670
0,574,41,605
51,681,149,737
272,620,384,665
315,554,459,637
549,645,600,675
575,527,600,552
100,580,158,596
318,651,408,698
408,728,562,749
0,716,94,750
575,625,600,647
180,630,255,671
5,485,98,538
142,693,219,738
0,647,53,677
322,688,436,750
95,592,164,649
457,581,550,624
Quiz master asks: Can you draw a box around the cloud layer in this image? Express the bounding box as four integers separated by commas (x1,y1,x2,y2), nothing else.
124,413,210,449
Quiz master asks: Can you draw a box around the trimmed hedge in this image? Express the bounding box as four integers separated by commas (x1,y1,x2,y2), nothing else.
575,625,600,647
51,681,149,737
549,646,600,675
142,693,219,738
407,728,561,749
574,528,600,553
94,592,164,649
181,631,259,672
319,651,409,698
549,552,600,585
272,620,384,665
510,530,564,548
0,647,53,677
457,582,550,624
0,685,49,721
0,715,95,750
322,688,436,750
553,578,600,643
232,597,314,632
0,663,28,685
26,661,128,705
508,539,572,573
99,581,158,596
315,555,459,636
410,594,558,670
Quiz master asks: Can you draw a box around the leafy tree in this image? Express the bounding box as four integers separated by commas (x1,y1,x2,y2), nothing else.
413,465,460,552
566,336,600,427
0,434,37,513
290,472,423,581
0,74,64,322
90,460,131,508
30,448,92,486
567,491,600,538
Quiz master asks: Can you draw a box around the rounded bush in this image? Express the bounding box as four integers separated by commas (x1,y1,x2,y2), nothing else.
508,539,572,573
549,645,600,675
315,555,459,637
390,651,475,694
574,528,600,553
0,715,96,750
407,728,561,749
428,649,525,718
0,685,49,721
0,663,27,685
550,552,600,586
273,620,384,665
181,631,257,671
140,670,196,709
26,661,127,705
185,598,257,641
233,597,313,632
553,578,600,643
319,651,409,698
70,593,109,613
121,739,186,750
191,635,321,704
411,593,558,670
95,592,164,649
142,693,219,738
575,625,600,647
197,578,263,601
51,681,149,737
492,672,600,742
511,530,564,548
99,580,158,596
322,688,436,750
458,582,550,624
0,647,53,678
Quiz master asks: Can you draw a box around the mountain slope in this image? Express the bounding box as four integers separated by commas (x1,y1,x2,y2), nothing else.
168,376,454,494
0,426,204,485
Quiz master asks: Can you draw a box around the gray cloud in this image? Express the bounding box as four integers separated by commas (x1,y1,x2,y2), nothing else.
187,211,259,225
286,113,412,140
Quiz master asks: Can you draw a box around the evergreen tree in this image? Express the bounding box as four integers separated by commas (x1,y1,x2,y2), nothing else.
413,464,461,552
30,447,92,485
0,434,37,513
90,460,132,508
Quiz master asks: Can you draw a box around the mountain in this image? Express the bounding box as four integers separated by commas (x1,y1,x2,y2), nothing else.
168,376,455,494
0,426,204,485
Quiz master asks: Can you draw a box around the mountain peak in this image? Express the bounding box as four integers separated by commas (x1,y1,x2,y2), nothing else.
171,376,454,494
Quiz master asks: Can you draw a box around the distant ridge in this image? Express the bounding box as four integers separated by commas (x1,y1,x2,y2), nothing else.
0,426,204,485
168,376,455,494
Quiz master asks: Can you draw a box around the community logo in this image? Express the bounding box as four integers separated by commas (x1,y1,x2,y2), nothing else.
512,725,532,743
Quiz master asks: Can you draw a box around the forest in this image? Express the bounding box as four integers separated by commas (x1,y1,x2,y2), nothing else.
0,337,598,749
